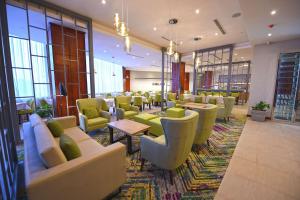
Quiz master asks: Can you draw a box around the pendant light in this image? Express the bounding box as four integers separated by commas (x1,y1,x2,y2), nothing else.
174,52,179,62
192,51,196,60
167,40,174,55
118,21,128,37
114,13,120,31
124,35,131,53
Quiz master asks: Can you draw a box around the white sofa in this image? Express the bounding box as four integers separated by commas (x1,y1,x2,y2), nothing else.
23,114,126,200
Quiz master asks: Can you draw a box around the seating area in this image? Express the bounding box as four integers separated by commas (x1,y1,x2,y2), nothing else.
0,0,300,200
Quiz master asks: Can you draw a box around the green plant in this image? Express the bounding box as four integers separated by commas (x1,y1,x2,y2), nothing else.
252,101,270,111
35,104,53,118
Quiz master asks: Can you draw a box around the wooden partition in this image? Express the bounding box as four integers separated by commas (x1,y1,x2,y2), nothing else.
50,23,88,118
171,62,185,94
123,67,130,92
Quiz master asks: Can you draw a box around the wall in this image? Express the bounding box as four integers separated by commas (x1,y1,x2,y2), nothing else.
248,38,300,117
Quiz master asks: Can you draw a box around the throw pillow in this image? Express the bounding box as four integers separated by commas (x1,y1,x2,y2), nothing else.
59,134,81,161
194,96,203,103
47,120,64,137
119,103,130,111
208,98,217,105
83,108,99,119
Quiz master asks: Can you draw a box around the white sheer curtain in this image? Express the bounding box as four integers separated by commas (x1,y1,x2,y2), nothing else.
9,37,50,98
94,58,123,94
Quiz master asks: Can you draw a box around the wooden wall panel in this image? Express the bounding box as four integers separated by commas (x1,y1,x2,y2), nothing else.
184,73,190,91
172,62,185,93
50,23,87,119
123,67,130,92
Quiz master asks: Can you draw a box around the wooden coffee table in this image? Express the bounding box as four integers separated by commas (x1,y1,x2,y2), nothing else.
107,119,150,154
181,102,214,109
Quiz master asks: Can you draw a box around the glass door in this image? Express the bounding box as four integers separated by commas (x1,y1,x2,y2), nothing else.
273,52,300,122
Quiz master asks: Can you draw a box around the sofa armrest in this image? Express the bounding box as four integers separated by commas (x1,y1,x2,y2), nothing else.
130,105,139,113
100,110,111,121
116,108,125,120
53,116,77,129
79,113,88,132
27,142,126,200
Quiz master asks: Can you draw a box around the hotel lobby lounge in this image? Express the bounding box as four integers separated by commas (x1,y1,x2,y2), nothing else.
0,0,300,200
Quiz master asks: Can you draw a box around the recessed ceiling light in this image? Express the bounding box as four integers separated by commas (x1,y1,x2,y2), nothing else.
268,33,272,37
241,56,244,59
103,50,107,53
234,53,238,56
101,0,106,5
214,32,219,36
180,41,183,45
146,53,150,56
116,44,120,48
270,10,276,15
153,27,157,31
195,9,200,14
132,56,135,59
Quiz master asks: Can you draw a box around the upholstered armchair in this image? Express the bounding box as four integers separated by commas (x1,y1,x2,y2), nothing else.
96,97,109,112
133,96,143,111
153,93,162,106
143,92,152,110
193,105,218,146
167,92,177,101
140,110,199,184
217,96,235,122
76,98,111,132
115,96,139,120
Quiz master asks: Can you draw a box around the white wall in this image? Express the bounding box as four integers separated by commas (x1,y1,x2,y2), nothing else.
248,38,300,117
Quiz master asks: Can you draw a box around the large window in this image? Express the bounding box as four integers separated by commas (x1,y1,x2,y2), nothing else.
94,58,123,95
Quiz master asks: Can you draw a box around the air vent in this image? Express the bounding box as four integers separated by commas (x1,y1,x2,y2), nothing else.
127,53,144,59
213,19,226,35
151,64,161,68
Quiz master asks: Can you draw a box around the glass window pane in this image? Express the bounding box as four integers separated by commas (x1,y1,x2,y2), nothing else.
28,3,45,29
13,68,33,97
6,5,28,39
34,84,51,98
32,57,49,83
30,27,47,55
9,37,31,68
46,8,61,20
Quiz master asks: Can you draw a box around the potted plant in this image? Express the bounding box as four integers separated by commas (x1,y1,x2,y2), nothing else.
251,101,270,122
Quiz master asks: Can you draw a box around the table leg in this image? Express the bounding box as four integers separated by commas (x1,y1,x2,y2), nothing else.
144,130,149,135
127,135,133,154
109,127,114,144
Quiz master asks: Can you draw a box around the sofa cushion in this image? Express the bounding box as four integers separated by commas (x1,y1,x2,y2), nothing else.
166,108,185,118
83,108,100,119
194,96,203,103
34,124,67,168
119,103,130,111
87,117,108,127
47,120,64,137
29,113,43,127
133,113,158,125
77,138,105,156
64,127,90,142
148,117,164,136
208,98,217,105
124,111,138,118
60,134,81,161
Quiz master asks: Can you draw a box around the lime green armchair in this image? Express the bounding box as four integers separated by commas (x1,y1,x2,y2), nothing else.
115,96,139,120
167,93,177,101
76,98,111,132
153,94,162,106
96,97,109,112
133,96,143,111
143,93,152,110
217,96,235,122
140,110,199,184
193,105,218,146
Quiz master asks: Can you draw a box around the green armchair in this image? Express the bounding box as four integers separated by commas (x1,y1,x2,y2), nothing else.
153,93,162,106
167,92,177,101
114,96,139,120
96,97,109,112
217,97,235,122
76,98,111,132
140,110,199,184
143,92,152,110
193,105,218,146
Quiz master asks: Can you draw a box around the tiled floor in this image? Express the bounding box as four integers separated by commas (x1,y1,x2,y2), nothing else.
215,119,300,200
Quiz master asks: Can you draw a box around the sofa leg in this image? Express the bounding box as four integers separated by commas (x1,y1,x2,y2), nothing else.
207,140,210,147
140,158,145,171
185,159,191,169
169,170,174,185
224,117,227,123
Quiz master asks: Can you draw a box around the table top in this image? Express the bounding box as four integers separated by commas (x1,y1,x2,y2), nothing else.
107,119,150,135
182,102,215,109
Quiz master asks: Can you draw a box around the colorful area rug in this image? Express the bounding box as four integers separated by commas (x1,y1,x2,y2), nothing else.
91,116,246,200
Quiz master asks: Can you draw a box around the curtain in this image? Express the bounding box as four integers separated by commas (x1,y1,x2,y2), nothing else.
94,58,123,95
9,37,50,98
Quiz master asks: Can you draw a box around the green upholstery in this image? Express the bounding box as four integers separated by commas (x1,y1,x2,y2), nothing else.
217,97,235,122
206,92,212,96
119,103,131,111
194,96,203,103
167,93,177,101
148,117,164,136
208,98,217,105
59,134,81,161
220,92,227,97
230,92,240,98
133,96,143,110
153,94,162,105
96,98,109,112
143,96,152,110
115,96,139,120
83,108,99,119
193,105,218,145
76,98,111,132
166,108,185,118
106,93,112,98
47,120,64,137
140,110,199,170
133,113,158,125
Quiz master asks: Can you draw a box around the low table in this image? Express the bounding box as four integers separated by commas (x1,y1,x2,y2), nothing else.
107,119,150,154
181,102,214,110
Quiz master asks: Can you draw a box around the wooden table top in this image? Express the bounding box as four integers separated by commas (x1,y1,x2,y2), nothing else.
181,102,215,109
107,119,150,135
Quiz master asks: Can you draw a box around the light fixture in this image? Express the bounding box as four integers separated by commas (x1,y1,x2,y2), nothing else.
114,13,120,31
124,35,131,53
167,40,174,55
268,33,272,37
234,53,238,56
195,9,200,14
116,44,120,48
214,32,219,36
118,21,128,37
101,0,106,4
153,27,157,31
192,51,196,60
103,50,107,53
179,41,183,45
174,52,179,62
196,57,200,66
270,10,276,15
146,52,150,56
132,56,135,59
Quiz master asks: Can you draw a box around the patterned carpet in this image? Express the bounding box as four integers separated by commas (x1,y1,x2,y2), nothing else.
90,116,246,200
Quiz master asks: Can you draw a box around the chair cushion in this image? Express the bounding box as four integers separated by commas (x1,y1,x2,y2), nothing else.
124,111,138,118
87,117,108,127
47,120,64,137
77,139,105,156
194,96,203,103
59,134,81,161
133,113,158,124
208,98,217,105
83,108,99,119
64,127,90,142
34,124,67,168
148,117,164,136
166,108,185,118
119,103,131,111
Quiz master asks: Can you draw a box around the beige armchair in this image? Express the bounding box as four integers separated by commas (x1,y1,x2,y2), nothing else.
114,96,139,120
76,98,111,132
140,110,199,184
217,97,235,122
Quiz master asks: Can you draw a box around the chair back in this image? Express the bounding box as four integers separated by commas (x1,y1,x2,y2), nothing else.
96,98,109,112
223,97,235,117
76,98,100,114
160,110,199,169
133,96,142,106
167,93,176,101
154,94,162,102
193,105,218,145
144,92,150,98
115,96,131,108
